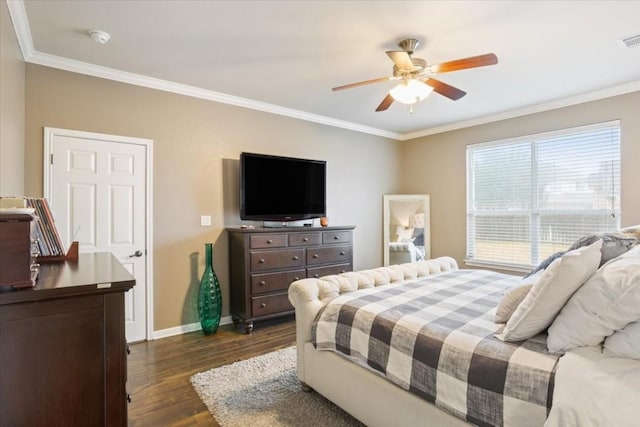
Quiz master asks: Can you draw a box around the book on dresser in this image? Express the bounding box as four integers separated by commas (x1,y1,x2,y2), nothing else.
227,226,355,333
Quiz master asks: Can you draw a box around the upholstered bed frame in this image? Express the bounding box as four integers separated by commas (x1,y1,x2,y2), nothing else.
288,257,470,427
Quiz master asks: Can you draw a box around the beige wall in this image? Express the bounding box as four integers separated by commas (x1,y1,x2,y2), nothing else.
24,64,401,331
400,91,640,267
12,27,640,333
0,0,25,195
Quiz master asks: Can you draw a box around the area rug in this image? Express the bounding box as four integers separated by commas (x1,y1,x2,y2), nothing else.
190,346,364,427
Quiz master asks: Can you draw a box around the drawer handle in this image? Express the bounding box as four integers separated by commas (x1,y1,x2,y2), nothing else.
334,235,340,240
259,281,266,286
127,394,132,403
340,251,346,256
312,254,319,259
293,255,299,260
259,259,265,264
293,276,300,281
267,239,273,244
314,274,320,278
126,345,131,355
260,303,267,308
303,237,309,242
341,270,346,273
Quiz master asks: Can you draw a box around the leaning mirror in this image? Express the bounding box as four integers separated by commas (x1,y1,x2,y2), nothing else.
383,194,431,266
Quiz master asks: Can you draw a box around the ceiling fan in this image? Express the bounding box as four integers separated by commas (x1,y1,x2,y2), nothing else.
332,38,498,112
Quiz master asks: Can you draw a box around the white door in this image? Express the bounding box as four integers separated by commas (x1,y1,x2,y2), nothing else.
44,128,152,343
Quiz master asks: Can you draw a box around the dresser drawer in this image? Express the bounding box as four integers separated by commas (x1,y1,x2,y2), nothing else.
307,263,352,279
250,269,305,294
250,249,305,271
289,232,321,247
322,230,351,244
306,245,351,266
250,234,287,249
251,293,293,317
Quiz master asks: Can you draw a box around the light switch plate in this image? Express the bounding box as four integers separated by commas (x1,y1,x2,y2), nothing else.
200,215,211,226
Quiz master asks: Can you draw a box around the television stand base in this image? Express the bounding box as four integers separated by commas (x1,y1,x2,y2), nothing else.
262,220,313,228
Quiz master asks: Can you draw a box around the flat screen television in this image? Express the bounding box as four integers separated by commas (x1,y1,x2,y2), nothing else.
240,152,326,222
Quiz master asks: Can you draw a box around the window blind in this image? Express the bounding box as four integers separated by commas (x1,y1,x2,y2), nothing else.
466,121,620,269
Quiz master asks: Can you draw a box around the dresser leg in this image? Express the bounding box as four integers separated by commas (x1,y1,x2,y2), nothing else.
231,315,240,326
242,320,253,334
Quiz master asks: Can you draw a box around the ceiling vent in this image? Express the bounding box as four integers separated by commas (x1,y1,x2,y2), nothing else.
619,33,640,49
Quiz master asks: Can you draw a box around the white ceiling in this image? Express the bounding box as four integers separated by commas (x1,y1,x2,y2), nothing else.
7,0,640,140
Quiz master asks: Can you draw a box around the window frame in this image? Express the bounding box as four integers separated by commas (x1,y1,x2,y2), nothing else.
465,120,621,272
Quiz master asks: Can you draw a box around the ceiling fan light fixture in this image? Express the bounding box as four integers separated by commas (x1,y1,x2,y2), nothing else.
389,79,433,104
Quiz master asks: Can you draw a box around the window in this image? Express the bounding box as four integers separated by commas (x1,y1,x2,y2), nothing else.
466,121,620,270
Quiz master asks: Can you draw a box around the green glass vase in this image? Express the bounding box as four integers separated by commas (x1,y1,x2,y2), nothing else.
198,243,222,335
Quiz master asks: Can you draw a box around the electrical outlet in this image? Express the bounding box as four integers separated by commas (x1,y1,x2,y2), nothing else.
200,215,211,226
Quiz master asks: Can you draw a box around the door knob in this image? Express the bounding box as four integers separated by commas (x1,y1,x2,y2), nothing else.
129,250,143,258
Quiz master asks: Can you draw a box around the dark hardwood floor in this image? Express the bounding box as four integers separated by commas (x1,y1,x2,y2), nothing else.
127,317,297,426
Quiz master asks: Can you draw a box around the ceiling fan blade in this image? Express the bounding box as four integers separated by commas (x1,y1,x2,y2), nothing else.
375,94,394,112
429,53,498,74
424,78,467,100
332,76,391,91
385,51,415,70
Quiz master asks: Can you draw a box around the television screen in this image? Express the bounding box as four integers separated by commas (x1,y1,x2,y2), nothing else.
240,152,326,222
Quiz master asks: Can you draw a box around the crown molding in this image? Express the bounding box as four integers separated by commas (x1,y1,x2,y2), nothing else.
25,49,402,140
5,0,33,61
8,1,400,140
7,0,640,143
399,80,640,140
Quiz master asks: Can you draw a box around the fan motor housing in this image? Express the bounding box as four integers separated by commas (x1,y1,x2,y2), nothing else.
393,58,427,77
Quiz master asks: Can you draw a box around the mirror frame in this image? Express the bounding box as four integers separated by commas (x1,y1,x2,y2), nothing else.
383,194,431,266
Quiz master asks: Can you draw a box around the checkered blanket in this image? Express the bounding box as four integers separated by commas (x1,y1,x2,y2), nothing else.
312,269,560,427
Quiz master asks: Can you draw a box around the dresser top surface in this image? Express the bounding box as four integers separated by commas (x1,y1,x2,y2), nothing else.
226,225,355,234
0,252,135,305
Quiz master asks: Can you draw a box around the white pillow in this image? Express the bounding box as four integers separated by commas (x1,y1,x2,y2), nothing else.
621,224,640,239
621,224,640,233
494,273,540,323
604,320,640,360
496,239,602,342
409,213,425,228
547,245,640,353
495,284,532,324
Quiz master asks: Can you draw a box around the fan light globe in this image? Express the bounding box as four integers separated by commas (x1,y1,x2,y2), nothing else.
389,80,433,104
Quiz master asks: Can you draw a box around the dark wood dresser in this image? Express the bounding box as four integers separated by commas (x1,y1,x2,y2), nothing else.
0,252,135,426
228,226,355,333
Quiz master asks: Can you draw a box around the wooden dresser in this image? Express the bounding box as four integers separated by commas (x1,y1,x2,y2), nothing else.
228,226,354,332
0,253,135,426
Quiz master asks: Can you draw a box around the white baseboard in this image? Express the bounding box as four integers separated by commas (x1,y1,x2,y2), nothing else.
151,315,233,340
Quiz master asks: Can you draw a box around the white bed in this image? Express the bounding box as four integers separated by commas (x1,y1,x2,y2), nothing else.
288,254,640,427
289,258,470,426
546,345,640,426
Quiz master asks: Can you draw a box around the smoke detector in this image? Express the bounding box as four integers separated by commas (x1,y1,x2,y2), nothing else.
619,33,640,49
89,29,111,44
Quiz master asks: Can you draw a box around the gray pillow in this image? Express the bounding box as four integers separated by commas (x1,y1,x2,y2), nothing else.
524,232,638,278
524,250,566,278
412,228,424,247
569,233,638,266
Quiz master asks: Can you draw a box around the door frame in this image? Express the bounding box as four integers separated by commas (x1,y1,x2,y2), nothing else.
43,127,154,341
